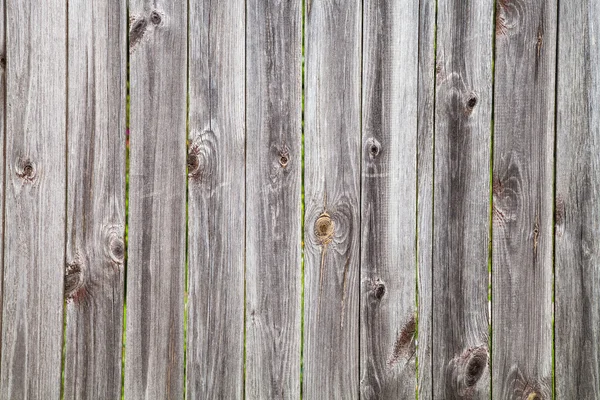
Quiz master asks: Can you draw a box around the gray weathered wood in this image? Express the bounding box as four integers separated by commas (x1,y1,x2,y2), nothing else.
492,0,556,398
0,0,5,361
186,0,245,398
433,1,494,398
416,0,436,397
303,0,361,398
360,0,419,398
555,0,600,397
124,1,187,398
245,0,302,398
0,0,66,397
63,0,127,398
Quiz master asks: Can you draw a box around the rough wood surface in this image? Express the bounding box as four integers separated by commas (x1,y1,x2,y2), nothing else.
416,0,436,398
124,1,187,398
0,0,66,397
245,1,302,398
555,1,600,397
186,0,245,398
63,0,127,398
303,0,361,398
0,0,5,361
492,0,556,398
433,1,494,398
360,0,419,398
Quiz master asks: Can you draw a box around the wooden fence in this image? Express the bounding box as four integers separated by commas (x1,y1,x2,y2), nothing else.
0,0,598,398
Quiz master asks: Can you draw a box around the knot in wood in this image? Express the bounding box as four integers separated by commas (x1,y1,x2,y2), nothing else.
464,346,488,387
16,158,36,181
187,147,200,176
315,213,334,245
278,148,289,168
65,260,84,301
0,55,5,69
150,10,162,25
365,137,381,159
466,95,478,109
109,237,125,264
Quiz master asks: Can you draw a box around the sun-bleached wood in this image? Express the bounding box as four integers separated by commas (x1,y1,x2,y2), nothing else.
555,0,600,397
492,1,556,398
416,0,436,398
0,0,66,397
245,0,302,398
303,0,361,398
433,1,494,398
186,0,245,398
360,0,419,398
125,1,187,398
63,0,127,398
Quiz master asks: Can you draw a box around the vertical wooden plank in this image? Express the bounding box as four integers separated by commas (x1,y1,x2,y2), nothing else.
0,0,5,360
417,0,436,397
125,1,186,398
63,0,126,398
492,0,556,398
303,0,361,398
0,0,66,397
433,0,493,398
360,0,419,398
186,0,245,398
555,1,600,397
245,0,302,398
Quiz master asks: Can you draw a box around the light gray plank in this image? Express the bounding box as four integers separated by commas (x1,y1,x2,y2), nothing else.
63,0,126,398
492,0,556,398
0,0,5,362
416,0,436,397
303,0,361,398
360,0,419,398
555,0,600,397
124,1,187,398
245,0,302,398
433,1,494,398
0,0,66,397
186,0,245,398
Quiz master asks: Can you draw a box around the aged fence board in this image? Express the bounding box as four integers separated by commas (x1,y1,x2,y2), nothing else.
433,1,493,398
555,0,600,397
303,0,361,398
416,0,436,397
0,0,4,360
63,0,127,398
0,0,66,397
245,0,302,398
492,0,556,398
186,0,245,398
124,1,187,398
360,0,419,398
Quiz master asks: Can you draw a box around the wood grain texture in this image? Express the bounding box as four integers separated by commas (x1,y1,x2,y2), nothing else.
433,0,493,398
63,0,126,398
0,0,66,397
360,0,419,398
555,0,600,397
245,0,302,398
186,0,245,398
416,0,436,398
124,1,187,398
492,0,556,398
0,0,5,361
303,0,361,398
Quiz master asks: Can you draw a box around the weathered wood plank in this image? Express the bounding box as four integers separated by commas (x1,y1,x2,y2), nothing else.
360,0,419,398
124,1,187,398
416,0,436,397
0,0,66,397
186,0,245,398
245,0,302,398
303,0,361,398
63,0,127,398
433,1,494,398
0,0,5,361
555,1,600,397
492,0,556,398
